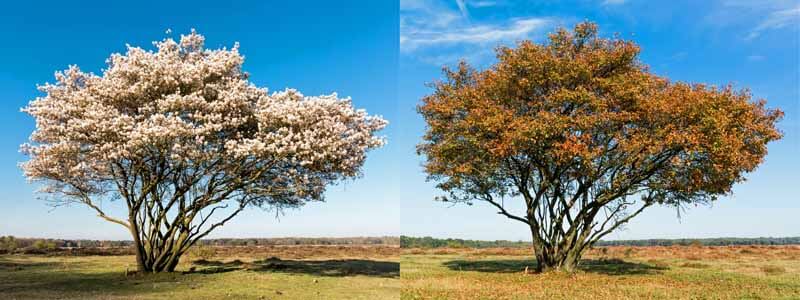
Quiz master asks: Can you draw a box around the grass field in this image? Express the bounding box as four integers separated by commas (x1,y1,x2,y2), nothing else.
401,245,800,300
0,245,399,299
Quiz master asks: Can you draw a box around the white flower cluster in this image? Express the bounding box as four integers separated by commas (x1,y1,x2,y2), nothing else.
21,30,387,198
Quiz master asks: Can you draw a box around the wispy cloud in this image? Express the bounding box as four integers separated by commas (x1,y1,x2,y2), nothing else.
468,0,498,8
745,4,800,40
401,0,553,57
455,0,470,18
602,0,627,5
714,1,800,40
402,18,551,51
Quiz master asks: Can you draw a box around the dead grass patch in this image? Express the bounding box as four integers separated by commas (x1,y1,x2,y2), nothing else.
761,265,786,275
680,262,710,269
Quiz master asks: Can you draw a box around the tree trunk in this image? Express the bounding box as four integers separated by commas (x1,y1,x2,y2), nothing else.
129,220,150,273
165,255,182,272
534,250,580,272
531,230,584,273
128,216,190,273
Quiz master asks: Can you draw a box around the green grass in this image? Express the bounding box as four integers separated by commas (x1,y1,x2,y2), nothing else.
401,246,800,300
5,245,798,299
0,253,399,299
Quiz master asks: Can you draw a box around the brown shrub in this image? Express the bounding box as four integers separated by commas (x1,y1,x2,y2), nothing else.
646,259,669,269
680,262,710,268
190,245,216,261
686,255,702,261
761,265,786,275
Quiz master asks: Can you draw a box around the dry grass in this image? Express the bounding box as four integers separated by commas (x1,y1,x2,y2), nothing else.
761,265,787,275
401,245,800,299
0,245,399,299
212,244,399,259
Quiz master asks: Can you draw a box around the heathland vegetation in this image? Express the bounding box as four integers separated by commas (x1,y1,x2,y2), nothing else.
400,236,800,248
1,243,399,299
0,236,399,254
401,245,800,299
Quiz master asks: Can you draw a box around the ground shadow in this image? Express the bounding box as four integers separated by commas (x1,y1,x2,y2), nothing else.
189,257,399,278
0,258,61,271
444,258,667,275
186,259,245,274
0,256,197,298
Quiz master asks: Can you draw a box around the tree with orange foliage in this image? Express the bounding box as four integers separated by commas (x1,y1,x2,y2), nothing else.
417,22,782,272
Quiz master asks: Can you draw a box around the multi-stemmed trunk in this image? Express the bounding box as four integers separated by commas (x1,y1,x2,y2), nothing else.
501,184,656,273
128,218,194,273
112,159,253,274
531,237,586,272
530,229,587,273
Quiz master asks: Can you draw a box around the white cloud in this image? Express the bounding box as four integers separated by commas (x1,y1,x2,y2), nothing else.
602,0,627,5
455,0,470,18
469,0,498,8
400,0,552,53
713,1,800,40
402,18,551,51
745,4,800,40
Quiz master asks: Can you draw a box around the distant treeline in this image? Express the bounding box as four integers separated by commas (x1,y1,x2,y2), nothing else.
400,236,800,248
400,236,530,248
195,237,399,246
0,236,399,253
596,237,800,247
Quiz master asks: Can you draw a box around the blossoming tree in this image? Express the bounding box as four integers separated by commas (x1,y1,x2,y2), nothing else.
21,31,387,273
417,22,782,272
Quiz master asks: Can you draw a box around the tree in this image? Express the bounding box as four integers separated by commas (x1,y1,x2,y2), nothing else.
32,239,57,251
0,236,18,253
21,30,387,273
417,22,782,272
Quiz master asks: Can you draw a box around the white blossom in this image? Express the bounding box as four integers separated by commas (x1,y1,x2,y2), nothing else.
21,30,387,205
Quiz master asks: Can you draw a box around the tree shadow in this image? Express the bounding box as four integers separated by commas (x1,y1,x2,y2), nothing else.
0,256,197,298
188,257,399,278
0,259,61,271
185,259,245,274
443,258,667,275
579,258,668,275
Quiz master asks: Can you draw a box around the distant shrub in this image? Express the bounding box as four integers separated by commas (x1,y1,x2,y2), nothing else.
432,248,455,255
190,245,216,261
761,265,786,275
446,241,465,248
599,258,626,265
686,255,702,261
407,248,426,255
680,262,709,269
32,240,57,251
623,248,634,258
646,259,669,269
0,236,19,253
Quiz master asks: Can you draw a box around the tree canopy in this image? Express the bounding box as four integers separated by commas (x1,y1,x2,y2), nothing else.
417,22,782,271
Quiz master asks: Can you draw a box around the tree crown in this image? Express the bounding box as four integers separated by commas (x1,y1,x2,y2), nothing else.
418,21,782,208
22,30,387,210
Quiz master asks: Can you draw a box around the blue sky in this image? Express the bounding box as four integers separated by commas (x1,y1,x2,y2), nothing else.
399,0,800,241
0,1,399,239
0,1,797,242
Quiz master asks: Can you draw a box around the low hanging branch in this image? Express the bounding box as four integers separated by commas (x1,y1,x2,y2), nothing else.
21,30,387,273
417,22,782,272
